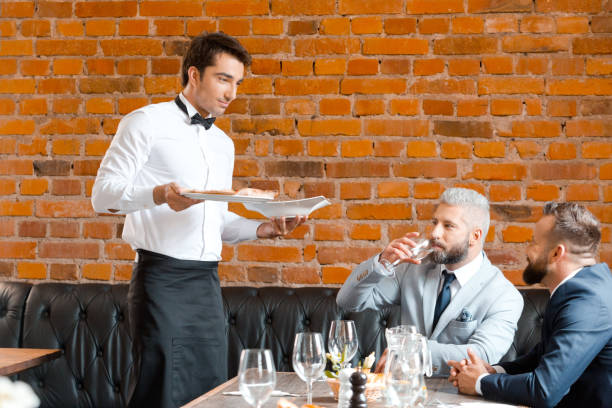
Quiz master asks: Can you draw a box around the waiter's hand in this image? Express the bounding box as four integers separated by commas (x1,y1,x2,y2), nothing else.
153,182,202,212
257,216,307,238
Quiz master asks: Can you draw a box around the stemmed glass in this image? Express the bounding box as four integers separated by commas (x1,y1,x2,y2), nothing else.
238,349,276,408
292,332,326,405
327,320,359,368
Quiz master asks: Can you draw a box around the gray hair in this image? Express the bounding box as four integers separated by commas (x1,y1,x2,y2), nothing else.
543,202,600,255
439,188,490,239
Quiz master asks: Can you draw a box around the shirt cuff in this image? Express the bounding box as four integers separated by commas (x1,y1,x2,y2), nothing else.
493,365,506,374
475,373,489,396
239,219,261,241
128,185,156,210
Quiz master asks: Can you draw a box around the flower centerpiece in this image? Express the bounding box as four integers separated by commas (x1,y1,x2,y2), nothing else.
324,351,383,401
0,376,40,408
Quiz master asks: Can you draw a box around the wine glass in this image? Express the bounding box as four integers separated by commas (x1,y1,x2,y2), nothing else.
238,349,276,408
292,332,326,405
327,320,359,368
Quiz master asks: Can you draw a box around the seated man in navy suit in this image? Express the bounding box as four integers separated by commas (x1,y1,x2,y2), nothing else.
448,202,612,407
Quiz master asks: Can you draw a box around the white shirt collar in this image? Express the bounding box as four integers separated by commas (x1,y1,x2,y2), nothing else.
179,92,212,119
443,251,484,287
550,267,583,298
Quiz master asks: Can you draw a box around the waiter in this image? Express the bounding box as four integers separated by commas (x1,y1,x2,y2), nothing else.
91,32,305,408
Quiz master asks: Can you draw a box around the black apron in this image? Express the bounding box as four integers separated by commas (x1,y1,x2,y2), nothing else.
127,249,227,408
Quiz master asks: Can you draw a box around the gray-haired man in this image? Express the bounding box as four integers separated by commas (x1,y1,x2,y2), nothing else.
337,188,523,376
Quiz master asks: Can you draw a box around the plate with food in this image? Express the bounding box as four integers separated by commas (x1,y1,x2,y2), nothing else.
181,188,277,203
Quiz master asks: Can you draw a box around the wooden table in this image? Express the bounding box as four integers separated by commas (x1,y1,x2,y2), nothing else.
0,348,61,376
183,372,518,407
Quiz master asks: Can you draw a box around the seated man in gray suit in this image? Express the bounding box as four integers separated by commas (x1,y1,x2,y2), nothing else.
337,187,523,376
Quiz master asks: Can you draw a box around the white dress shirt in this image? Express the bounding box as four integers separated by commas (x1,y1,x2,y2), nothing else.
439,251,483,297
474,266,584,395
91,93,260,261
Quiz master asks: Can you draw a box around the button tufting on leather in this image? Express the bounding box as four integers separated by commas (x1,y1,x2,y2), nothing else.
283,356,290,363
266,317,272,324
38,380,44,388
381,319,387,326
79,311,87,320
304,318,311,326
113,385,120,393
230,318,236,325
77,382,84,390
117,313,124,322
42,309,50,318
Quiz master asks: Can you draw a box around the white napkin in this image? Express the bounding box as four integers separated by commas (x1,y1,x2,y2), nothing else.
243,196,330,218
222,390,300,397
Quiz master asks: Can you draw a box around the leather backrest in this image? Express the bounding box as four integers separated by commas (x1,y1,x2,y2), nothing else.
501,288,548,361
0,281,549,408
19,283,133,408
0,281,31,347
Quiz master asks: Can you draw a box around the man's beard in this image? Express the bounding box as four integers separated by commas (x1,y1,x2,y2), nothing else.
523,255,548,285
429,236,470,265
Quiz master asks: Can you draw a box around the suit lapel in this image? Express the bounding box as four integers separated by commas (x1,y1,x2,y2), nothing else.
423,264,442,337
431,255,494,338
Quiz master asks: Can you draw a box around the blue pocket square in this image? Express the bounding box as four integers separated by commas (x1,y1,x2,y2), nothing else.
457,308,473,322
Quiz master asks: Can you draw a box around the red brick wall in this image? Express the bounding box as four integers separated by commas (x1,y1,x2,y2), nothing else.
1,0,611,286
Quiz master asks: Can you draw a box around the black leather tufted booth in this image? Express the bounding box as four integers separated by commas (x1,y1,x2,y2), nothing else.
0,282,548,408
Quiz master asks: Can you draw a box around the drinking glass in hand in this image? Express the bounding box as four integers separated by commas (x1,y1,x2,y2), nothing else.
238,349,276,408
327,320,359,368
381,238,433,275
292,332,326,405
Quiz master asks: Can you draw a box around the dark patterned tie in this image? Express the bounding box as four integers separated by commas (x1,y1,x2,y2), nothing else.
175,96,216,130
432,270,456,330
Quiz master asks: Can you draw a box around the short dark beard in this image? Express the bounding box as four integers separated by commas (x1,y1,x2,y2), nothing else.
523,255,548,285
430,236,470,265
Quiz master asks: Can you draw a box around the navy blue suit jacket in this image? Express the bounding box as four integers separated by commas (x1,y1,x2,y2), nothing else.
481,263,612,407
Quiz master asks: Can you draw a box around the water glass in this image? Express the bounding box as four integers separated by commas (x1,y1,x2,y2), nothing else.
384,348,423,408
238,349,276,408
385,325,418,351
327,320,359,368
381,238,433,275
292,332,326,405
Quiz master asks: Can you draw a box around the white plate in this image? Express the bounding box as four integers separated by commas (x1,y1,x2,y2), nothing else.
243,196,330,218
181,192,274,203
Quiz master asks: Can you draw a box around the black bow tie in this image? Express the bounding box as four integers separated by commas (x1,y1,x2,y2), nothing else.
175,96,216,130
190,113,215,130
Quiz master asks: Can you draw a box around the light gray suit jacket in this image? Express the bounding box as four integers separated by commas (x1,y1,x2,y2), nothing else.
337,253,523,376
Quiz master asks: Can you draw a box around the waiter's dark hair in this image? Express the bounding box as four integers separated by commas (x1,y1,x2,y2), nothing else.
181,32,251,87
543,202,601,256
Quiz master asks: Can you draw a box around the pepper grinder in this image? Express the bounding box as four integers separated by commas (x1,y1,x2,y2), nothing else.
349,367,367,408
